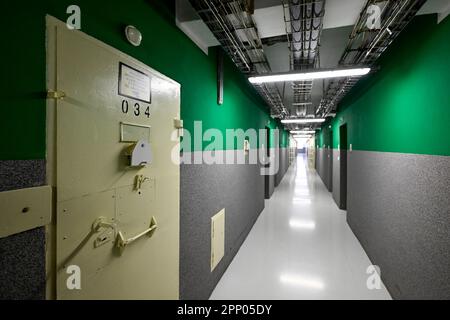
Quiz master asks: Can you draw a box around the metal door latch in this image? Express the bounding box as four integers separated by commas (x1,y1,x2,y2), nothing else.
92,217,117,248
116,216,158,255
92,216,158,254
92,216,117,233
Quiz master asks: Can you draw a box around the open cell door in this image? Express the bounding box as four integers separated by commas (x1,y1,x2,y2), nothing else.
47,17,180,299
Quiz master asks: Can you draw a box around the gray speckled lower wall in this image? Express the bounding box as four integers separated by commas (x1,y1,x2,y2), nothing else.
332,149,347,210
264,148,279,199
316,148,323,180
347,151,450,299
316,148,332,192
180,150,265,300
0,160,47,300
275,148,289,187
265,174,275,199
327,148,332,192
332,150,341,208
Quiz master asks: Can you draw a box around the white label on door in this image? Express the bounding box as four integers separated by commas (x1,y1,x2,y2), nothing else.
119,62,151,103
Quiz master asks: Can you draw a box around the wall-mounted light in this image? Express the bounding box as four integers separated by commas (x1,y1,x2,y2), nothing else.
125,25,142,47
249,67,371,84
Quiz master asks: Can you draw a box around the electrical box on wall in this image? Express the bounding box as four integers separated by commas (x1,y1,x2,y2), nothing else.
211,209,225,272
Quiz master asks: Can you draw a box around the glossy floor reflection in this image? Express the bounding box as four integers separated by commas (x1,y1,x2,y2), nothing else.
210,155,392,300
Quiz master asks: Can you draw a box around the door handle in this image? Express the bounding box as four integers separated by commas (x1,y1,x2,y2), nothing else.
116,216,158,254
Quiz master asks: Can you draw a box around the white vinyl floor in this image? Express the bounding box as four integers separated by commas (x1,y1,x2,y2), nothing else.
210,155,392,300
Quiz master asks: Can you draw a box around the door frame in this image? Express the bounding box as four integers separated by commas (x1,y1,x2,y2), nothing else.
264,126,271,199
328,129,333,192
45,15,59,300
339,124,348,210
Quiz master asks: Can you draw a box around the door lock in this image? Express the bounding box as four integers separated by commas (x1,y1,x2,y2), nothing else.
92,216,117,233
135,175,150,192
92,216,158,254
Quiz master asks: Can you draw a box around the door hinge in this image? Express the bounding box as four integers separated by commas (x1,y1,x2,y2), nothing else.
47,90,66,100
174,118,184,137
174,118,183,129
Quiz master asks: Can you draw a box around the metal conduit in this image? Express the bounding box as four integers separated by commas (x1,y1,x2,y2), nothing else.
282,0,326,129
189,0,289,118
316,0,426,118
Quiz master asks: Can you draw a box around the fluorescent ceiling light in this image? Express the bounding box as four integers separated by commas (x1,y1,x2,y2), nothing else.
291,130,315,134
292,102,312,106
293,136,311,139
282,119,326,124
249,67,371,84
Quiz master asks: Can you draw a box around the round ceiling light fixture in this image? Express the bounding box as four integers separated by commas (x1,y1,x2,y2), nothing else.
125,25,142,47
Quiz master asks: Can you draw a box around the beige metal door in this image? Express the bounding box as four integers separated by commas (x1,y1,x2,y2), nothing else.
49,18,180,299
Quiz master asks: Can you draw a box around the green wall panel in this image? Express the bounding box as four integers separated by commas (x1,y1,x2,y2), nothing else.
280,130,289,148
316,120,332,149
0,3,47,159
317,14,450,156
0,0,288,159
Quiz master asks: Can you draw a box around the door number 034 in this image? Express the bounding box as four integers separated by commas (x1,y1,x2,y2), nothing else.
121,100,150,118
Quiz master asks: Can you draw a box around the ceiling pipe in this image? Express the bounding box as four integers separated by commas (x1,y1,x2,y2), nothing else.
189,0,289,119
282,0,326,129
316,0,427,118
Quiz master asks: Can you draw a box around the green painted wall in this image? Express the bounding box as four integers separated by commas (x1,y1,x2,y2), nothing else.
317,14,450,156
316,122,332,149
280,130,289,148
0,0,288,160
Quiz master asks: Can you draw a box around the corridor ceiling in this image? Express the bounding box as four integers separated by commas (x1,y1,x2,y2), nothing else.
176,0,449,128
